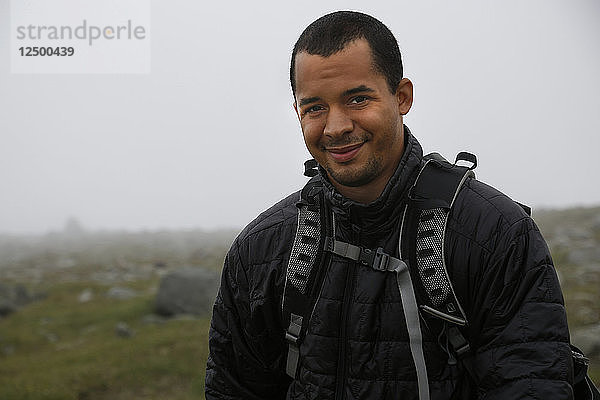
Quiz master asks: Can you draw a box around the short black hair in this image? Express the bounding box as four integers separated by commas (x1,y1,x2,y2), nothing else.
290,11,403,97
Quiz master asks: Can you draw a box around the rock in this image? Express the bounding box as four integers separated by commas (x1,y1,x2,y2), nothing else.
0,283,34,316
571,323,600,358
78,288,93,303
106,286,137,300
154,267,220,317
115,322,134,338
0,302,17,317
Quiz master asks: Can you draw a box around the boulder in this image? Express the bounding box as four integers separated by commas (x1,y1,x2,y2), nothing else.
154,267,220,317
0,300,17,317
0,283,33,316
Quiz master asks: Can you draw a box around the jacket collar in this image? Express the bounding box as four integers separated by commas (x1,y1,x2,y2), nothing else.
318,126,423,239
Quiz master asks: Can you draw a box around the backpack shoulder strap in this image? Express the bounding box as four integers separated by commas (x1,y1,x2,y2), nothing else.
282,173,333,378
406,153,600,400
401,152,476,327
400,152,477,397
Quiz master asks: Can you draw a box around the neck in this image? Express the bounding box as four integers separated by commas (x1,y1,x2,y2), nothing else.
318,129,422,240
330,175,390,204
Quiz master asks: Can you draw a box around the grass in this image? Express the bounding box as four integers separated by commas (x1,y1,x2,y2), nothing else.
3,278,597,398
1,213,599,397
0,280,209,400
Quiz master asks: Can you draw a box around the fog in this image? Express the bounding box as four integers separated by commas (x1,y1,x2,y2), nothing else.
1,0,599,234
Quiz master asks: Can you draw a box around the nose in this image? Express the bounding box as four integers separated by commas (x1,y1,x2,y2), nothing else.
323,106,353,138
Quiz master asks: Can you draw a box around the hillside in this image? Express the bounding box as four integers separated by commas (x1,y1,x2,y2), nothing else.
0,206,598,399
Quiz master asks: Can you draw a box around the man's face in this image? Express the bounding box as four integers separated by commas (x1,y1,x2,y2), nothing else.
294,39,412,200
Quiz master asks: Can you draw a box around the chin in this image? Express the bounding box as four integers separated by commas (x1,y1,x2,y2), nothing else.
327,167,376,188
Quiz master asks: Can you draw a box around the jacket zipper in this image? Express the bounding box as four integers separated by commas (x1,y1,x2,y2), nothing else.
335,224,360,400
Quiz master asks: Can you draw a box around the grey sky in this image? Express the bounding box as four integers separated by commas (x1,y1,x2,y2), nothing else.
1,0,599,234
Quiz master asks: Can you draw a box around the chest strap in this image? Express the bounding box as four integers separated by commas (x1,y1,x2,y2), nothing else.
324,238,431,400
324,238,403,272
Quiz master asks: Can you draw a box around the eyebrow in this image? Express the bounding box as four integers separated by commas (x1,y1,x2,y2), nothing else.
342,85,375,97
298,96,321,107
298,85,376,108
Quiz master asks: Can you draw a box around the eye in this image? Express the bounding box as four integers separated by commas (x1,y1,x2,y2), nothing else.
349,95,369,105
304,105,325,114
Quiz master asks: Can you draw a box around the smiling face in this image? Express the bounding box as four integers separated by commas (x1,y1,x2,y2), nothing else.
294,39,413,203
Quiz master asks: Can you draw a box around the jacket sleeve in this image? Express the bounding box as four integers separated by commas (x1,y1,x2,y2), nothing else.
205,238,291,400
466,216,574,399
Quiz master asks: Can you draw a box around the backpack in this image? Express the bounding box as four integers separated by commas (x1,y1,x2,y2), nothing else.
282,152,599,400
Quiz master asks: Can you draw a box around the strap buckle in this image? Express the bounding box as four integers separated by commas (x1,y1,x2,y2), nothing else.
285,314,303,344
324,238,401,273
285,314,303,378
364,247,390,271
285,331,298,344
446,325,471,358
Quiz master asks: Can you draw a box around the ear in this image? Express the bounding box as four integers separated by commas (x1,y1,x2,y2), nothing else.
395,78,414,115
293,102,301,122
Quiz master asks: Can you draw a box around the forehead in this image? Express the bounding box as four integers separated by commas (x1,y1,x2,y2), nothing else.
294,39,387,99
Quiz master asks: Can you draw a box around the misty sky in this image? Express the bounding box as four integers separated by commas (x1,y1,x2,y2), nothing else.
1,0,599,234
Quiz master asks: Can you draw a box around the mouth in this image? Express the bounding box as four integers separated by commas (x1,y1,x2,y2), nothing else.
325,142,364,163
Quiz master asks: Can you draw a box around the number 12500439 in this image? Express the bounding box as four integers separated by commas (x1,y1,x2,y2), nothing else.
19,47,75,56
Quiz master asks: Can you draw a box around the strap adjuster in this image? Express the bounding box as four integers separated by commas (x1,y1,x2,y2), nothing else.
285,313,303,343
285,313,304,378
446,325,471,358
363,247,389,271
285,332,299,344
454,341,470,357
325,238,400,273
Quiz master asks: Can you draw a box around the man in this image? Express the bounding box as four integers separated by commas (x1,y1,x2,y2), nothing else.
205,11,574,399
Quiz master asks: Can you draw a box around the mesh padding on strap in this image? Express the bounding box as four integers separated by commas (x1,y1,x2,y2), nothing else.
416,208,450,307
286,206,321,295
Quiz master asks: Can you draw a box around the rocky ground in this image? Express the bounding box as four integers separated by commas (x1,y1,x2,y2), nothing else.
0,228,235,399
0,206,599,389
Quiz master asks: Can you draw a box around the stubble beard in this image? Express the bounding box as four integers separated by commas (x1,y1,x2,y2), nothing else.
324,155,383,188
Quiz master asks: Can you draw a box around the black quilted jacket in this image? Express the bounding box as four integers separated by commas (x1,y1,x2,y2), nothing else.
205,132,574,399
